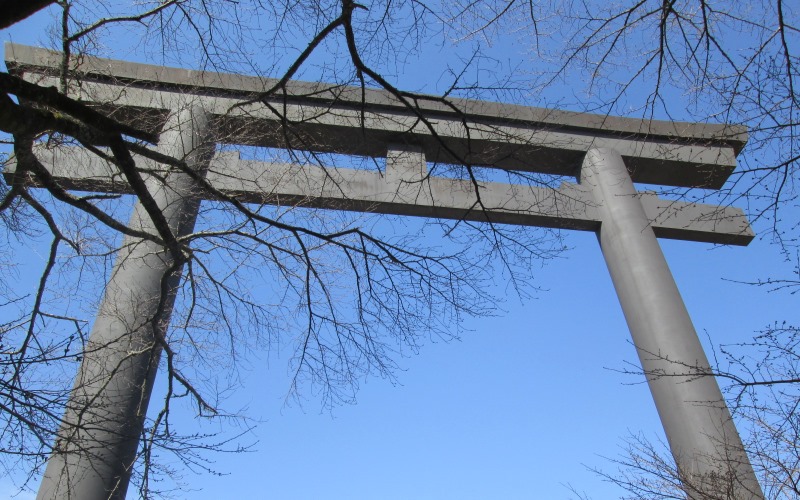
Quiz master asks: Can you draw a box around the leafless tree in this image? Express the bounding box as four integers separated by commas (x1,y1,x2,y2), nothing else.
6,1,796,498
1,1,561,497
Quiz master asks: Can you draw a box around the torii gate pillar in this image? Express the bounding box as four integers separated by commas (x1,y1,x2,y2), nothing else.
36,105,211,500
582,148,762,498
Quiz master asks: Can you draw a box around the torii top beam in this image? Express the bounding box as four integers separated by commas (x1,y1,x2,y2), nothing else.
5,42,747,190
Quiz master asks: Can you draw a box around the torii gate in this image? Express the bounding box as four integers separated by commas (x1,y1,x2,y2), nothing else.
4,43,763,499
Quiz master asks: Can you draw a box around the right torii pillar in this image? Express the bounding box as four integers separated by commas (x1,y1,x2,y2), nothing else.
582,148,763,499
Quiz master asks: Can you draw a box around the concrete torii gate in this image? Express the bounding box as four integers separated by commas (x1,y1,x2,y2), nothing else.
4,43,763,499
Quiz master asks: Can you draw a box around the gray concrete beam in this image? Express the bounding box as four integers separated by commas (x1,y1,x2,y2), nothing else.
6,145,754,245
4,43,747,189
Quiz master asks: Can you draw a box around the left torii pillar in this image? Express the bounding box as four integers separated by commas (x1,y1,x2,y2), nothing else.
37,104,211,500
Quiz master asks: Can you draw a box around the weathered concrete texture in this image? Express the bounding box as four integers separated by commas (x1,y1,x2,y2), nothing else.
8,144,754,245
5,42,746,189
36,105,211,500
582,148,763,499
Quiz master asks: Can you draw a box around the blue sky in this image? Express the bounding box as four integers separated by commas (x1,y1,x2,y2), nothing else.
161,233,789,500
2,5,799,499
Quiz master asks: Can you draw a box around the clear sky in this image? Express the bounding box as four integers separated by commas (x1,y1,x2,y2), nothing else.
2,5,798,500
156,233,789,500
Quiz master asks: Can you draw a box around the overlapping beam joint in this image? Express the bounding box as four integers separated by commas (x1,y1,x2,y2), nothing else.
3,42,764,499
